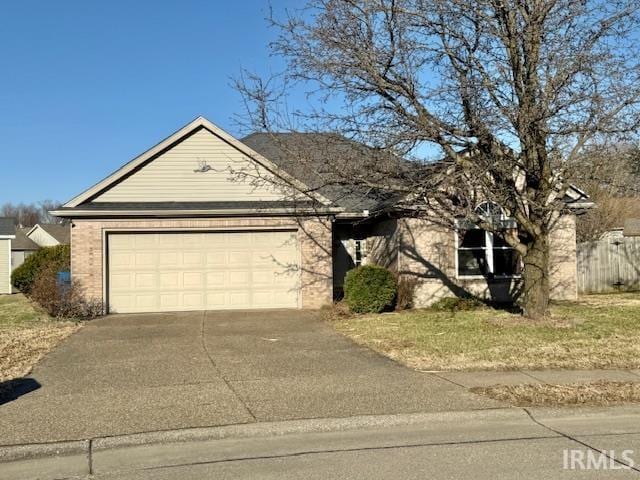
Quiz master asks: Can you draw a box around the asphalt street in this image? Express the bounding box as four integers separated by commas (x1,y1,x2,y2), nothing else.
4,406,640,479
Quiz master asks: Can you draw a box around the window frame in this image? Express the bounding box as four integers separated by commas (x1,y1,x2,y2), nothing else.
455,203,522,280
354,239,364,266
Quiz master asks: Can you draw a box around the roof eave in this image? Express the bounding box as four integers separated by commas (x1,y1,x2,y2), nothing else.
50,207,344,219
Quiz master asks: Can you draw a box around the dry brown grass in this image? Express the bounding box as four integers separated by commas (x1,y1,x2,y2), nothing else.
0,324,79,382
0,294,80,385
472,381,640,407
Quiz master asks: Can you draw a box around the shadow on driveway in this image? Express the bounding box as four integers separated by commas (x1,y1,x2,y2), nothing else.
0,378,41,406
0,310,500,445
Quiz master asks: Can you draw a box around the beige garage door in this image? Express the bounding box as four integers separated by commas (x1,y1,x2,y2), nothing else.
107,231,299,313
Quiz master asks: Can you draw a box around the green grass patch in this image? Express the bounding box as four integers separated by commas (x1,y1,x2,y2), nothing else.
331,293,640,371
0,294,52,328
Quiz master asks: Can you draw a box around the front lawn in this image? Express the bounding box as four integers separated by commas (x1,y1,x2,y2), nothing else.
0,294,80,385
331,293,640,371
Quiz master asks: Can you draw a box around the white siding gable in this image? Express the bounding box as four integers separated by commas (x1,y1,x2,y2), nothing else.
93,128,291,202
28,226,60,247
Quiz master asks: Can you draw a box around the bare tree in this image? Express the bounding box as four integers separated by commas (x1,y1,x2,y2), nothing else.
1,200,64,227
569,144,640,241
237,0,640,318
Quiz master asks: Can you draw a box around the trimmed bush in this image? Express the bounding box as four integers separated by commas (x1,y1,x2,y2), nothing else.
429,296,483,312
11,245,70,293
344,265,397,313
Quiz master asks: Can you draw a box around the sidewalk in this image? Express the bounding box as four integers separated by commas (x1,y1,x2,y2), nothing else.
430,368,640,388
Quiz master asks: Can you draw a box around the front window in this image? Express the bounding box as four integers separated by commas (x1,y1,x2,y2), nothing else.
456,202,521,278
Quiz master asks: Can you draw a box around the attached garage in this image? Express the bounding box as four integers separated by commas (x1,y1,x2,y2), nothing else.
53,117,337,313
107,230,300,313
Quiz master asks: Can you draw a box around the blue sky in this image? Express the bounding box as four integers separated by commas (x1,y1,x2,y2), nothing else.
0,0,302,204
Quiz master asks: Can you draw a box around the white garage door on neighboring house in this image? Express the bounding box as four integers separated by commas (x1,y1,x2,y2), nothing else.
107,231,300,313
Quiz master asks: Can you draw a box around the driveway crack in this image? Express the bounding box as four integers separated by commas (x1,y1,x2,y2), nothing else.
200,312,257,422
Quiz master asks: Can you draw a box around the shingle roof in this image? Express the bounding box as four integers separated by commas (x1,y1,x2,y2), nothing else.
12,228,39,250
0,217,16,236
37,224,70,244
242,132,407,212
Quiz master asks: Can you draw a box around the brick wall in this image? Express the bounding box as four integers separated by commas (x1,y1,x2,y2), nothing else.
396,214,578,307
70,216,333,311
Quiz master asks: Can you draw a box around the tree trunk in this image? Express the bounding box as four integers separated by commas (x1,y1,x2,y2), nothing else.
520,235,550,319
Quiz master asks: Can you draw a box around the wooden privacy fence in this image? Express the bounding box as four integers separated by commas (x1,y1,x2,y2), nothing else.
577,237,640,294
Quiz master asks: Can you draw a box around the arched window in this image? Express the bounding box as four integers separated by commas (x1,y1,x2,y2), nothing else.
456,202,521,278
475,201,506,225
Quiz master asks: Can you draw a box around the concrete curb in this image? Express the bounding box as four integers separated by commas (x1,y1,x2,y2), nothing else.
0,408,520,464
0,440,89,463
92,407,523,451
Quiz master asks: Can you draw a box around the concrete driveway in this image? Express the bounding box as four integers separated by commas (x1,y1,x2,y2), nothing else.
0,310,499,445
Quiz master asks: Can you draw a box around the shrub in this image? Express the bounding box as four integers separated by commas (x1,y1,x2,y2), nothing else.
30,265,103,320
344,265,397,313
11,245,70,293
429,296,484,312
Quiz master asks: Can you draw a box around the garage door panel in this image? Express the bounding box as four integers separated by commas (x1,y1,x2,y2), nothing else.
159,293,179,308
205,252,226,266
206,292,226,308
134,235,156,248
110,273,132,289
159,272,179,288
134,295,156,309
183,271,204,288
228,270,250,285
252,271,272,285
183,293,205,308
182,251,203,266
108,231,299,313
134,273,155,288
206,271,226,286
134,252,155,266
110,252,133,268
159,252,179,265
229,291,251,306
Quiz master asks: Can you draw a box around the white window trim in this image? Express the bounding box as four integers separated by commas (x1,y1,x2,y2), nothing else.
454,227,521,280
354,239,364,266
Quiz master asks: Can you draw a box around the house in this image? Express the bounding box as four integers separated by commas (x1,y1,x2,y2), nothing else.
10,224,70,271
11,228,39,271
26,223,70,247
0,218,16,294
51,116,589,314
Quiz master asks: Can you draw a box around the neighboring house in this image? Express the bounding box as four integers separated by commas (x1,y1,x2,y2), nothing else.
11,228,39,271
0,218,16,294
51,116,591,314
9,223,70,271
26,223,70,247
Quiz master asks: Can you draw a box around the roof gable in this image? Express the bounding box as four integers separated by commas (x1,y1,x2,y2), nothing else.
27,224,70,245
63,117,331,208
